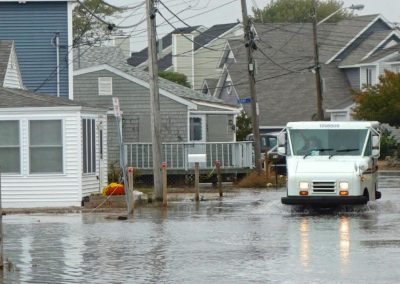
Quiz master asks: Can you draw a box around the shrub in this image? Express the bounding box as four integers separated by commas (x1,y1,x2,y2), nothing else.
236,171,286,188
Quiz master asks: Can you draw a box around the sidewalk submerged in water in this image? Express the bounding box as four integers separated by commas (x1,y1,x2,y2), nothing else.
2,184,246,214
4,170,400,215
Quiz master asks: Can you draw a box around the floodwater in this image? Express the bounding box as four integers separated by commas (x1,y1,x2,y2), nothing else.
2,173,400,284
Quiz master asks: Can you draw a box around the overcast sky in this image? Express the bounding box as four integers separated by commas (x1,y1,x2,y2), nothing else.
108,0,400,51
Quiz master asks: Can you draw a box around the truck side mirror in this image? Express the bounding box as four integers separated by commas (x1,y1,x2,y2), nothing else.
372,135,379,148
277,146,286,155
278,133,286,147
372,135,380,158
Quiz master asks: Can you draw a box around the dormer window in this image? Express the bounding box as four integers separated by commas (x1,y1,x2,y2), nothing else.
98,77,113,96
202,85,209,95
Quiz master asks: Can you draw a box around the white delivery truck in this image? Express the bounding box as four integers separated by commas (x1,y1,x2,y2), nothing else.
278,121,381,206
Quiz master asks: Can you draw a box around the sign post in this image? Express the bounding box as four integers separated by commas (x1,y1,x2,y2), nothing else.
113,98,133,217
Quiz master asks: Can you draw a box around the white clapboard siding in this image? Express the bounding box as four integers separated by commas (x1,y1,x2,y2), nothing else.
0,108,106,208
3,44,24,89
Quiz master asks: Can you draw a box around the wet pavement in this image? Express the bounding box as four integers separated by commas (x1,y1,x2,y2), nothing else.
1,173,400,283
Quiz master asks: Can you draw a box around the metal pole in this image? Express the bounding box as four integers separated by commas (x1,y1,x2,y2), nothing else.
146,0,163,201
241,0,262,172
55,32,60,97
116,116,133,216
312,0,324,120
162,162,168,207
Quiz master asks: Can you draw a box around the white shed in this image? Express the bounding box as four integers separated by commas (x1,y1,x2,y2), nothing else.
0,87,108,208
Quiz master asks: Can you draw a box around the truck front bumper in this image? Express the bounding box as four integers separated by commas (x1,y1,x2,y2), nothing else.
281,195,369,206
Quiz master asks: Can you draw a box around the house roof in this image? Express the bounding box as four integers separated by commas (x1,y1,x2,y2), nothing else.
360,44,400,64
320,14,383,62
127,26,200,67
0,40,13,86
339,30,396,67
0,87,84,108
224,23,352,125
74,46,233,106
127,22,240,70
193,22,239,51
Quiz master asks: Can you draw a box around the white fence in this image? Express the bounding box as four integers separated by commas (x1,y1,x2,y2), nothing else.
124,142,253,170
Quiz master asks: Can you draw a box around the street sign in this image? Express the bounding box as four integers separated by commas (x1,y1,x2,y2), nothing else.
238,98,251,104
112,97,121,117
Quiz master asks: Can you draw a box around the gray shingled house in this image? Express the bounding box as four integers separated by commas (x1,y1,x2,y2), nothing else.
127,23,243,90
0,40,108,208
213,15,400,127
74,46,252,172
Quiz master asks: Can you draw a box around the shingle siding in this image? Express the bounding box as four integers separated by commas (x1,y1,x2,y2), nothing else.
207,114,234,142
0,2,69,97
344,68,360,90
74,70,189,162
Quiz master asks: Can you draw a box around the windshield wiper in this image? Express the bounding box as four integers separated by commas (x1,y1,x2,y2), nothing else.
329,148,359,159
303,148,333,159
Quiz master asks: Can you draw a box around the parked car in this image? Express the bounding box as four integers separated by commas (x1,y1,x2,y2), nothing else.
246,132,286,175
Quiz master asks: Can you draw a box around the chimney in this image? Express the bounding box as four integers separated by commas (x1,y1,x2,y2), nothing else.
112,35,131,59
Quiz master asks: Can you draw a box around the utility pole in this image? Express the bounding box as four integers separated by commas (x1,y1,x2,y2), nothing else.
241,0,262,173
146,0,163,201
312,0,324,120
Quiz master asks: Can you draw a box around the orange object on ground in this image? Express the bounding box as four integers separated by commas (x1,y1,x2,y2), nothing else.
102,183,125,196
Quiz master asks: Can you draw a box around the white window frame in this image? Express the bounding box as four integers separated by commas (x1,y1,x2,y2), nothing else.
82,118,97,174
366,68,373,86
0,120,21,174
189,115,206,142
98,77,113,96
29,120,63,174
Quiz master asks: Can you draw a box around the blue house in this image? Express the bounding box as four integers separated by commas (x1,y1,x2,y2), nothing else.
0,0,73,99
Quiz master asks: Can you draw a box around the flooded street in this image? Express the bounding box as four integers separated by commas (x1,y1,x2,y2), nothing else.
2,173,400,283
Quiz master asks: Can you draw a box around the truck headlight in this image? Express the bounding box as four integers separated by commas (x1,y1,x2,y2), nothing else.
339,182,349,191
299,182,309,190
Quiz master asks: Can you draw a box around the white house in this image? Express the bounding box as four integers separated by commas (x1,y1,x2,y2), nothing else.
0,40,108,208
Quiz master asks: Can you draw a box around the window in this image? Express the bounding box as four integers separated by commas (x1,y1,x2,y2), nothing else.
0,121,20,173
30,120,63,173
226,81,233,96
98,77,113,96
83,119,96,173
366,68,373,86
190,116,205,141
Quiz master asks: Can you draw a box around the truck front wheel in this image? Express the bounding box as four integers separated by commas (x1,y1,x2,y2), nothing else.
363,189,370,202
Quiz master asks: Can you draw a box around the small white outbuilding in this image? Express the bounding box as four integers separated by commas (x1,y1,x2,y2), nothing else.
0,87,108,208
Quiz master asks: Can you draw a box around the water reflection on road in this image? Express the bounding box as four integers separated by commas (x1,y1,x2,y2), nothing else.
1,174,400,283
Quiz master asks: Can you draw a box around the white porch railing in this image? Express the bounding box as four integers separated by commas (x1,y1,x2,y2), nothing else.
124,142,254,170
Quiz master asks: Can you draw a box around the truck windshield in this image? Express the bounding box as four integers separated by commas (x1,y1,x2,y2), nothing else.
289,129,369,156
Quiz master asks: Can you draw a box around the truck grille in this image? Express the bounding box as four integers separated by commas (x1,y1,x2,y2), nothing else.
312,181,335,193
